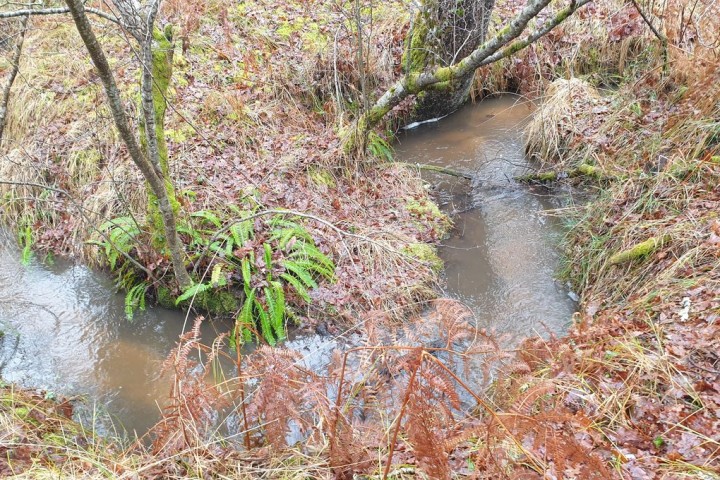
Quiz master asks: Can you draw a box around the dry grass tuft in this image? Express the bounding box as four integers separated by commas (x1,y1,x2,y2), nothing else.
523,77,603,168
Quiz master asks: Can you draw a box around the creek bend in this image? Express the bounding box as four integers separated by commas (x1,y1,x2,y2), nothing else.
0,96,576,436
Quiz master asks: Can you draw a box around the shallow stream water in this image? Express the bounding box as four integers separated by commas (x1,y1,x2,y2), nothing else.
396,95,577,341
0,95,576,436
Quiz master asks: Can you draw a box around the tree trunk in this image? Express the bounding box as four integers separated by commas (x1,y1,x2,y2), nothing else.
404,0,496,121
139,25,181,248
0,14,29,147
63,0,193,291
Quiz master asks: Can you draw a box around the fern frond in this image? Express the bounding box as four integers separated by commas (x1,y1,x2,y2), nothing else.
191,209,222,227
230,216,254,245
255,298,275,346
288,259,334,280
263,243,273,271
288,243,334,271
210,263,226,287
280,273,311,302
175,282,211,304
124,282,148,321
282,261,318,289
241,257,252,289
269,281,286,341
236,288,256,344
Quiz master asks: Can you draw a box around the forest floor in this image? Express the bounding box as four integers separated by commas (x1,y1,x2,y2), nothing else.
0,0,719,478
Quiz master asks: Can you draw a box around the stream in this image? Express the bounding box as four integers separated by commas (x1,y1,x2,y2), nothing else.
396,95,577,342
0,95,576,437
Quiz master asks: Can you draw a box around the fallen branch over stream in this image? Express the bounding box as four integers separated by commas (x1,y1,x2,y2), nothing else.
390,162,473,180
516,163,605,183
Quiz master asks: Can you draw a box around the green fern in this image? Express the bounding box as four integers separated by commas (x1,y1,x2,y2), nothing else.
234,288,256,346
210,263,226,287
191,210,222,228
175,282,212,304
255,297,274,345
19,226,33,266
124,282,148,321
282,260,319,289
96,216,140,270
265,281,286,342
368,131,394,162
280,273,311,302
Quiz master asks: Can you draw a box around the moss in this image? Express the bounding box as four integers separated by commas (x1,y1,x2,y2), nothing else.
141,26,182,248
403,242,443,272
43,433,72,447
309,167,336,188
165,124,195,143
406,197,452,235
574,163,600,178
402,9,431,74
156,286,175,308
193,290,240,315
14,406,30,419
518,171,558,182
609,235,670,265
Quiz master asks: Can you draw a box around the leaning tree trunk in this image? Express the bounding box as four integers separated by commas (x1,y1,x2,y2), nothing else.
343,0,591,155
404,0,495,121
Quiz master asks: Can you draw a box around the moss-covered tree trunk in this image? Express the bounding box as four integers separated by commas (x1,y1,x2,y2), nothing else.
404,0,495,121
139,25,181,247
64,0,192,291
342,0,591,155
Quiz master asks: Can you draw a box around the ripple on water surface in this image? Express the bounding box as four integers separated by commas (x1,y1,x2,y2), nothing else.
396,96,578,342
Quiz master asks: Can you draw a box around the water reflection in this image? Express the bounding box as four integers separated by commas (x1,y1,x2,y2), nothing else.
0,235,227,435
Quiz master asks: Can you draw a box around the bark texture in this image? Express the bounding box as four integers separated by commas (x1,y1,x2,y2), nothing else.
139,25,181,245
404,0,496,121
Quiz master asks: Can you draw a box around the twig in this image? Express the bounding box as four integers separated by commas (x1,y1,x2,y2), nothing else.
0,6,122,25
391,161,473,180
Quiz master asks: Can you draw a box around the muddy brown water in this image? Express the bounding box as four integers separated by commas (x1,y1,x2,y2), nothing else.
0,95,576,437
396,95,578,341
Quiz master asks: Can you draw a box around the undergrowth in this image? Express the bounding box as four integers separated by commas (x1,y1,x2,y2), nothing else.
2,0,719,478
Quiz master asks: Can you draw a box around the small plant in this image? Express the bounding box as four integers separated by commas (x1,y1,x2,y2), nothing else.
124,282,148,321
177,209,335,346
19,225,33,266
95,216,141,270
92,216,148,320
367,131,393,162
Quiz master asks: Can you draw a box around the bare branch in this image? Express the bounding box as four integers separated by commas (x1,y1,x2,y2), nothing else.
0,5,122,25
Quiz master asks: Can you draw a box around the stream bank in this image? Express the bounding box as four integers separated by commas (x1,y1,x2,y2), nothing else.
0,96,576,438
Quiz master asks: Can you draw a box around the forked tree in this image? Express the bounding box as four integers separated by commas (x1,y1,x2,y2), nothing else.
1,0,193,290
